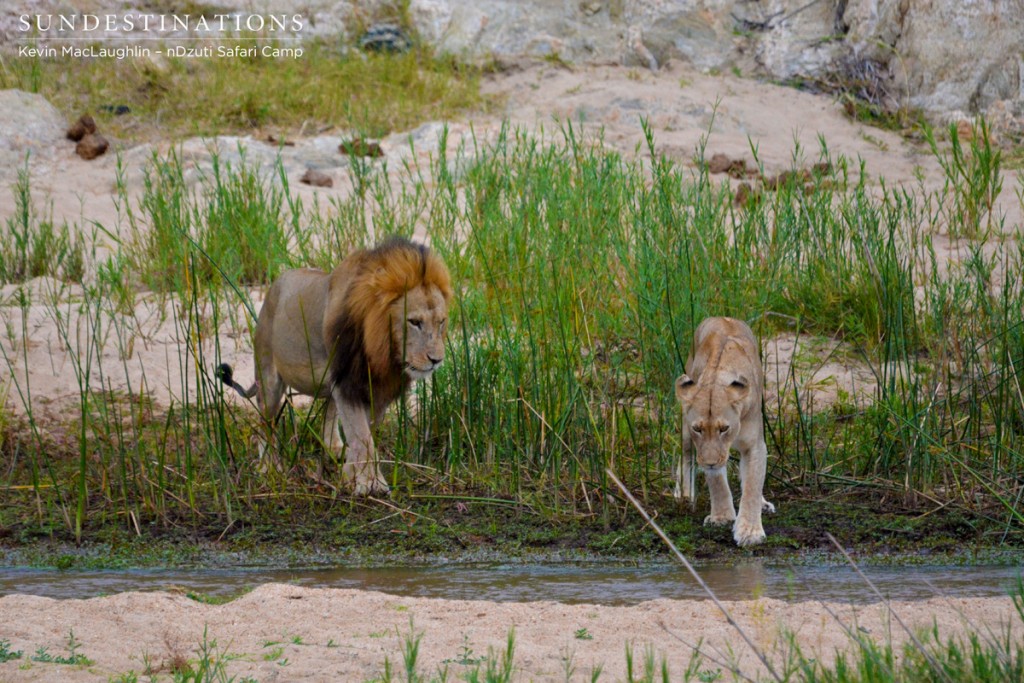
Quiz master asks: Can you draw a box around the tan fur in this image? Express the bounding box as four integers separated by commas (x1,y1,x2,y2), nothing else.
222,238,452,495
673,317,775,546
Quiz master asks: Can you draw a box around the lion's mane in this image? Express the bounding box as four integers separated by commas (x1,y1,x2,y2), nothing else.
324,237,453,408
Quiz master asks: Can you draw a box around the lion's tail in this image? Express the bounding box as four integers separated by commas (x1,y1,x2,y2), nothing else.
214,363,258,398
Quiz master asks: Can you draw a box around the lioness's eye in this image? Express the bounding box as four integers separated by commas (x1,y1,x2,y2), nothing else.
408,318,423,329
692,425,703,434
719,425,729,434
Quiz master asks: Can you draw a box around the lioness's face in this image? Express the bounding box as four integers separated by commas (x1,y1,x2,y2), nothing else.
675,373,749,469
391,284,449,380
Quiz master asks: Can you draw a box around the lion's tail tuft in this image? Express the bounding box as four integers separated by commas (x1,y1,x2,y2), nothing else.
215,363,258,398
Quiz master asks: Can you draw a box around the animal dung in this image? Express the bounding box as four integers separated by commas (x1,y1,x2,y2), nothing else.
66,114,97,142
75,133,109,160
339,138,383,158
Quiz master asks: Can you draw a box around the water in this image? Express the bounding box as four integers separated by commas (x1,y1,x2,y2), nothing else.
1,563,1020,604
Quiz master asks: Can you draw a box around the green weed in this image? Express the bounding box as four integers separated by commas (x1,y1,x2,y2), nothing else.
30,630,92,666
0,639,24,663
0,166,85,285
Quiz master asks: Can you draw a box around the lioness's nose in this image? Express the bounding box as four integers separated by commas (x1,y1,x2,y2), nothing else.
428,354,443,366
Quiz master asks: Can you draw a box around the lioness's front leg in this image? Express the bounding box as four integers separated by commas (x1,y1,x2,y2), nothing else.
334,392,389,496
733,440,773,546
703,466,736,526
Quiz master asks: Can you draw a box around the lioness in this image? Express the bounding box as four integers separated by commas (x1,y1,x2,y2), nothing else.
674,317,775,546
217,237,452,495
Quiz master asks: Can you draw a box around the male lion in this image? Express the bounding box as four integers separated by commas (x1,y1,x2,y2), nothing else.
673,317,775,546
217,237,452,495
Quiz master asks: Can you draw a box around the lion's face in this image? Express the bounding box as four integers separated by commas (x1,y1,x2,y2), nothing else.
675,370,750,470
390,283,449,381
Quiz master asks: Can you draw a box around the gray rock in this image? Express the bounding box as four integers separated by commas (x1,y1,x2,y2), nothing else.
643,10,735,73
4,0,1022,123
842,0,1024,117
0,89,67,161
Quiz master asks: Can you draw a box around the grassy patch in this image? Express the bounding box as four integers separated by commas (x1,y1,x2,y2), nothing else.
0,166,85,284
0,41,486,143
0,114,1022,551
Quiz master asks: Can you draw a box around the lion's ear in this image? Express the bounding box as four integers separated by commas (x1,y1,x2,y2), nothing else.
675,374,696,404
726,375,750,402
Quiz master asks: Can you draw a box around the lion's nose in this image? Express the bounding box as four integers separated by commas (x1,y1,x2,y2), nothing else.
427,354,443,366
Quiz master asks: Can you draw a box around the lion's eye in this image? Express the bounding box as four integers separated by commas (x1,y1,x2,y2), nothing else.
408,318,423,329
719,425,729,434
691,425,703,435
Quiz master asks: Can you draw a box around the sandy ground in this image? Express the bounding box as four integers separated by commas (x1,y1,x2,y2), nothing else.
0,584,1019,681
2,61,1023,681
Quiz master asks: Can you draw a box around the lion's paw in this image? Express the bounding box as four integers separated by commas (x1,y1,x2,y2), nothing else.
733,517,766,546
761,499,776,514
704,512,736,527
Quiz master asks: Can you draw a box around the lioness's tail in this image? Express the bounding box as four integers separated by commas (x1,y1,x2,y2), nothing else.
215,363,258,398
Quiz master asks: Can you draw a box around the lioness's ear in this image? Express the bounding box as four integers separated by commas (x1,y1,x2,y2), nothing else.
726,375,750,402
675,374,696,404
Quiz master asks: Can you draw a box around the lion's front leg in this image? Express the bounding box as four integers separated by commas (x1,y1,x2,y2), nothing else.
733,440,772,546
334,394,389,496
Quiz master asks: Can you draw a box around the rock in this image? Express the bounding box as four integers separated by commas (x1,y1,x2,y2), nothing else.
359,24,412,53
843,0,1024,117
300,168,334,187
622,25,658,72
747,0,846,81
75,133,109,160
641,10,735,74
66,114,97,142
0,89,66,159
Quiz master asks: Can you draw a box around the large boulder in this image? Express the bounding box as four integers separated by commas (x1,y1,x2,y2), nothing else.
845,0,1024,118
0,90,67,165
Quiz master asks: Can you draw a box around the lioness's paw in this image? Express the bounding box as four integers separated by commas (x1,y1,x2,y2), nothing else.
733,518,766,546
761,499,776,514
352,478,390,497
704,512,736,526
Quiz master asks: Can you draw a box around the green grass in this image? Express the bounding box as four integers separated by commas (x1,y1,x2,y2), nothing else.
0,166,85,284
0,41,486,143
0,640,24,664
0,113,1022,546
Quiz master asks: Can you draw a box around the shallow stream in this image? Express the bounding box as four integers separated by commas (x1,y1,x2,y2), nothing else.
1,563,1020,605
